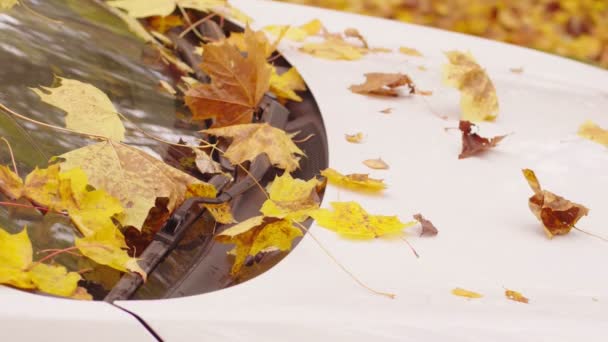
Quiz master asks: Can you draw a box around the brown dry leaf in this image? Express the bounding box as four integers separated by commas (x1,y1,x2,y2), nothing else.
203,123,305,172
344,28,368,48
443,51,499,122
345,132,364,143
399,46,423,57
578,120,608,147
185,26,272,127
522,169,589,238
216,216,302,275
321,168,386,192
58,141,218,230
510,67,524,74
452,287,483,299
350,73,415,97
505,289,529,304
458,120,506,159
379,108,393,114
413,213,438,237
363,158,389,170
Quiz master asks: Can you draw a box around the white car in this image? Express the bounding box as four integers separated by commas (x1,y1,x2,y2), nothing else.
1,0,608,341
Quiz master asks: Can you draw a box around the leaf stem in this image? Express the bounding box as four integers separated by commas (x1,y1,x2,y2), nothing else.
295,222,396,299
176,4,206,42
0,137,18,177
573,226,608,243
26,246,81,271
0,201,55,213
400,236,419,258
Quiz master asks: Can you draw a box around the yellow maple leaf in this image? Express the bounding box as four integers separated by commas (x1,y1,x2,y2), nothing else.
452,287,483,299
186,183,236,224
58,141,218,230
311,202,416,239
269,67,307,102
321,168,386,192
0,165,23,199
216,216,302,275
300,37,366,61
578,120,608,147
0,0,17,11
264,19,323,42
260,173,320,222
23,165,63,211
0,228,87,298
31,77,126,141
203,123,305,172
185,26,272,127
443,51,498,122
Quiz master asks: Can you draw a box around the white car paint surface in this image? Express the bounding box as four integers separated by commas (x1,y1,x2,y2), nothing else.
3,0,608,341
115,1,608,341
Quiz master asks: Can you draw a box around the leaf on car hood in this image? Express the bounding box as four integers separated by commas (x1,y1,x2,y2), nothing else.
321,168,386,192
458,120,506,159
578,120,608,147
349,73,415,97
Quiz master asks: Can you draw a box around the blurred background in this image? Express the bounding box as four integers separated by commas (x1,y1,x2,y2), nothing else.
280,0,608,68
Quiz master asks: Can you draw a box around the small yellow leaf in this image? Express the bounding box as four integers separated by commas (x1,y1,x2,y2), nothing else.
216,216,302,275
443,51,498,122
270,67,307,102
505,289,529,303
0,165,23,199
264,19,323,42
31,77,126,141
260,173,320,222
399,46,423,57
321,168,386,192
578,120,608,147
29,263,81,298
311,201,415,239
203,123,305,172
452,287,483,299
148,14,183,33
363,158,389,170
345,132,364,143
300,37,366,61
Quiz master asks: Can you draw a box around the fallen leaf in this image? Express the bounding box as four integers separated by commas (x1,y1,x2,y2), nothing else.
443,51,499,122
194,149,224,175
510,67,524,74
379,108,393,114
0,228,87,298
413,213,438,237
505,289,529,303
458,120,506,159
344,28,368,48
270,67,307,102
31,77,125,141
58,141,218,230
216,216,302,275
0,0,17,11
260,173,320,222
264,19,323,42
345,132,364,143
148,15,183,33
350,73,415,97
0,165,23,199
522,169,589,238
311,201,415,239
226,29,277,57
578,120,608,147
185,26,272,127
452,287,483,299
399,46,423,57
417,65,427,71
203,123,305,172
321,168,386,192
363,158,389,170
159,80,177,95
108,0,227,18
300,37,366,60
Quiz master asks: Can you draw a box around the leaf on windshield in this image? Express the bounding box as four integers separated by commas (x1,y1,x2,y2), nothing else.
0,165,23,199
311,201,416,239
57,141,218,230
505,289,529,303
321,168,386,192
458,120,506,159
264,19,323,42
399,46,423,57
203,123,305,172
0,228,88,298
0,0,17,11
443,51,498,122
413,213,438,237
350,73,415,97
452,287,483,299
216,216,302,275
185,26,272,127
31,77,126,141
522,169,589,238
260,173,321,222
270,67,307,102
148,15,183,33
578,120,608,147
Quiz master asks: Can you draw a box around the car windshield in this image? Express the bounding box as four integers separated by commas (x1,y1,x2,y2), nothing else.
0,0,327,300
